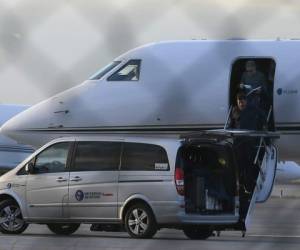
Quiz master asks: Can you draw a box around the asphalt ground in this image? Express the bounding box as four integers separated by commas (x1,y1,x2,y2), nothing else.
1,197,300,250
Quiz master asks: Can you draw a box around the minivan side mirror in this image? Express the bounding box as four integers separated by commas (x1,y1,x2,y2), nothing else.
25,162,35,174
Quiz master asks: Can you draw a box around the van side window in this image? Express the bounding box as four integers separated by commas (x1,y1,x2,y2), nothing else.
72,142,121,171
16,166,28,176
121,143,169,171
107,60,141,81
34,142,70,174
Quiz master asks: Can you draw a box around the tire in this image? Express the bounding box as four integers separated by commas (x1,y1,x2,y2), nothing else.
0,199,28,234
124,202,157,239
183,226,212,240
47,223,80,235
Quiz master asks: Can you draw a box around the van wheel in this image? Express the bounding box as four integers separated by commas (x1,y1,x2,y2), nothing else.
0,199,28,234
183,226,212,240
47,223,80,235
124,203,157,239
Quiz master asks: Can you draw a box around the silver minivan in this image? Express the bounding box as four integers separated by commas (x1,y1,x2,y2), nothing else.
0,131,278,239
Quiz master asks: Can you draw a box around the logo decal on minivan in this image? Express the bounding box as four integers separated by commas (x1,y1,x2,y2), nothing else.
75,190,113,201
75,190,84,201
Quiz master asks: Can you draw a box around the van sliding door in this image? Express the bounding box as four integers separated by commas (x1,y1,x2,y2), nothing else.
68,141,121,220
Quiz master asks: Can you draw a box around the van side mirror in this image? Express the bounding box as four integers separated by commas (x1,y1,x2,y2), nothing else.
25,162,35,174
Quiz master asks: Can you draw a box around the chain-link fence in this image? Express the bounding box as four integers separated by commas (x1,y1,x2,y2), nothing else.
0,0,300,104
1,0,300,242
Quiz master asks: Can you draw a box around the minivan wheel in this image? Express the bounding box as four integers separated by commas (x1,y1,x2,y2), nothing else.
124,203,157,239
0,199,28,234
47,223,80,235
183,226,212,240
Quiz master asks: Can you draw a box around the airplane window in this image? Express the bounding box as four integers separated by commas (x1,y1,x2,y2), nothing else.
107,59,141,81
89,61,121,80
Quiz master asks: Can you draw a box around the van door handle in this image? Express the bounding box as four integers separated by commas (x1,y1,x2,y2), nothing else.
56,177,67,182
70,176,82,182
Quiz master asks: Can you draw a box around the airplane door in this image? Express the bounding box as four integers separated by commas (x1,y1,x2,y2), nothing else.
255,145,277,202
244,143,277,228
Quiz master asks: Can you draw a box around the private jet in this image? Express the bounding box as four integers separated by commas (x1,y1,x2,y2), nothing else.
1,39,300,172
1,40,300,236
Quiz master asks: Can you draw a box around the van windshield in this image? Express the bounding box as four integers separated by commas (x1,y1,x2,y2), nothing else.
89,61,121,80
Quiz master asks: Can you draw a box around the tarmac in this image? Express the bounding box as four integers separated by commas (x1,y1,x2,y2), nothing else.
1,195,300,250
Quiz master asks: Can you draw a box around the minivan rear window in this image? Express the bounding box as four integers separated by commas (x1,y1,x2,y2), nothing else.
121,143,169,171
72,142,121,171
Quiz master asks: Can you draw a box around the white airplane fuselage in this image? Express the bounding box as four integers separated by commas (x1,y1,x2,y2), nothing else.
1,40,300,163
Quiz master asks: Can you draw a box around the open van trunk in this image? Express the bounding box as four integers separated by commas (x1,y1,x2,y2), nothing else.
182,144,237,215
178,130,279,231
